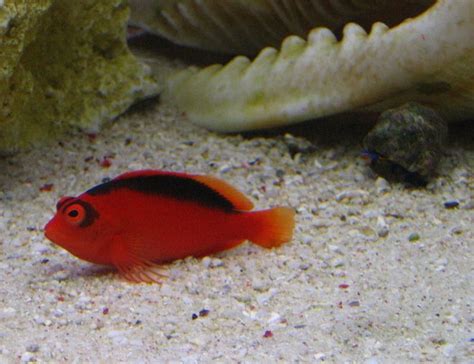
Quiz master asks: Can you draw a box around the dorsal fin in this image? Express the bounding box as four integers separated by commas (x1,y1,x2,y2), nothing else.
191,175,253,211
86,170,253,211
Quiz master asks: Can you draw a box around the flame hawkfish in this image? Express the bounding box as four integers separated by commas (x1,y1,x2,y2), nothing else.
44,170,295,283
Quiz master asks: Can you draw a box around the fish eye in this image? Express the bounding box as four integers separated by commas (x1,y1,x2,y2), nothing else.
68,209,79,218
63,204,86,226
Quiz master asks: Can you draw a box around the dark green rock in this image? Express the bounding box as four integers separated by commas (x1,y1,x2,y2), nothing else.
363,102,448,186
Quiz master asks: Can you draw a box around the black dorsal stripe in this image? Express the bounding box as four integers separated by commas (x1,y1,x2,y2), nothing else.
86,174,235,211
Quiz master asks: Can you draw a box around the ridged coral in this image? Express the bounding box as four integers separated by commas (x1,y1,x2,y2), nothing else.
131,0,474,132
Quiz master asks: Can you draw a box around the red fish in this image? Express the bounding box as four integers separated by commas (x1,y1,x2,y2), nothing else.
44,170,295,283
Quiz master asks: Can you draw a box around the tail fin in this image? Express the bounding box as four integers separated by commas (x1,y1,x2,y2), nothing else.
250,207,295,248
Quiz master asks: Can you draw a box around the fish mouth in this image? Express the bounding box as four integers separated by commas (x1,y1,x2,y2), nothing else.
43,221,54,241
43,220,65,246
44,230,58,245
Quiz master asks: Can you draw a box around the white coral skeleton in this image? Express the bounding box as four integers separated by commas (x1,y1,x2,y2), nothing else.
130,0,474,131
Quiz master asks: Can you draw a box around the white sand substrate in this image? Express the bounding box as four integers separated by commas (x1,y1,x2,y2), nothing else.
0,100,472,362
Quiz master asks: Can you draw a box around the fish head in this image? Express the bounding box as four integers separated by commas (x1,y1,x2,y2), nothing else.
44,196,109,264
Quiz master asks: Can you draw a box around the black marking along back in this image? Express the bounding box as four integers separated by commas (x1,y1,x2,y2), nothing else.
86,174,235,211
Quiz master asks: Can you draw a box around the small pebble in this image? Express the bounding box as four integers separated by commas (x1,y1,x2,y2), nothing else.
0,307,16,319
189,336,208,347
443,200,459,209
314,353,326,360
26,344,40,353
408,233,420,242
75,296,92,310
107,330,128,345
33,316,45,325
86,133,97,141
20,352,35,363
447,315,460,325
52,309,64,318
431,337,447,345
198,309,210,317
449,226,463,235
218,164,232,173
375,177,391,193
100,157,112,168
256,288,278,305
300,234,313,245
283,133,316,156
202,257,224,268
335,190,369,203
331,258,345,268
363,209,382,219
252,278,270,292
376,216,389,237
327,244,342,253
90,320,105,330
267,312,281,324
263,330,273,338
39,183,54,192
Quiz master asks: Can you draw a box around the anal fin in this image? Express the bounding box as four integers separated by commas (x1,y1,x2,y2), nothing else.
111,238,168,284
116,260,168,284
